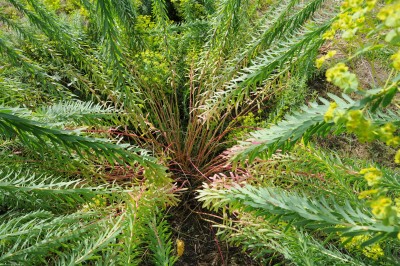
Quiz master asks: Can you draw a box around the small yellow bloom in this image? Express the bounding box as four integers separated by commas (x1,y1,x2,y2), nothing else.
316,57,326,69
360,167,382,186
327,50,337,57
316,51,337,68
381,123,396,135
366,0,377,10
324,102,338,122
322,29,336,40
347,0,362,8
387,136,400,147
391,50,400,70
326,63,348,82
358,189,379,199
378,4,400,27
395,149,400,164
176,239,185,257
370,197,392,220
377,6,393,22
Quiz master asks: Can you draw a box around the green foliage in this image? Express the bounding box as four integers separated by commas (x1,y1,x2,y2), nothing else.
196,1,400,264
232,93,356,162
198,143,400,263
4,0,393,264
147,214,178,265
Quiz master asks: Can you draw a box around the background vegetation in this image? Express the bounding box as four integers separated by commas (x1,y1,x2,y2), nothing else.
0,0,399,265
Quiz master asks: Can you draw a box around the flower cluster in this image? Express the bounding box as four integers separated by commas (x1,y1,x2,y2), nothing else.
359,168,399,225
320,0,400,247
322,0,376,40
43,0,85,15
391,50,400,71
325,63,359,93
323,102,338,122
377,2,400,70
133,50,170,85
380,123,400,147
323,104,400,152
341,235,384,260
396,150,400,164
345,110,375,142
370,197,394,220
360,167,382,186
377,3,400,28
315,50,337,69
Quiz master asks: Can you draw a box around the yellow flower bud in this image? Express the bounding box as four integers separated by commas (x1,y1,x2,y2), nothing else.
391,50,400,70
395,150,400,164
358,189,379,199
324,102,338,122
360,167,382,186
370,197,392,219
176,239,185,257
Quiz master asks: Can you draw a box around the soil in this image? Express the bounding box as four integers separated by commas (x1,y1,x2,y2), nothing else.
166,190,260,266
315,134,399,169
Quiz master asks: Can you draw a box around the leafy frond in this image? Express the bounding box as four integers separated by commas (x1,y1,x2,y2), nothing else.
198,21,331,122
0,35,66,98
2,1,113,101
56,215,124,265
34,100,116,126
152,0,169,25
221,0,327,78
0,110,165,177
0,167,178,265
232,94,356,162
0,168,112,212
246,144,364,202
109,0,142,50
0,210,107,264
214,215,367,265
198,184,398,245
147,214,177,265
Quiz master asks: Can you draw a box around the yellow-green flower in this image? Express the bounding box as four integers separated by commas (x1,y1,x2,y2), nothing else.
326,63,358,92
360,167,382,186
322,29,336,40
358,189,379,199
378,4,400,27
346,110,364,131
316,50,337,68
395,149,400,164
342,235,384,260
326,63,348,81
347,0,363,8
381,123,396,135
366,0,377,10
379,123,397,145
370,197,392,220
391,50,400,70
364,243,384,260
316,57,326,69
377,6,394,22
324,102,338,122
387,136,400,147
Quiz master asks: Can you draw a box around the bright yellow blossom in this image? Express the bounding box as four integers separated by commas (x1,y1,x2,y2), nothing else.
316,50,337,68
360,167,382,186
391,50,400,70
395,150,400,164
378,3,400,27
370,197,392,220
326,63,359,92
358,189,379,199
324,102,338,122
